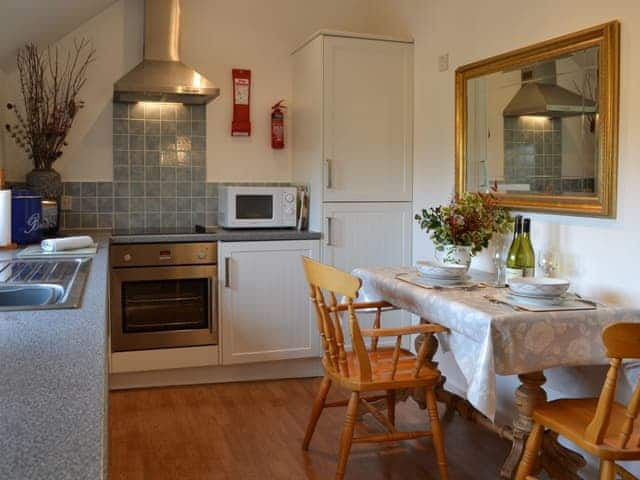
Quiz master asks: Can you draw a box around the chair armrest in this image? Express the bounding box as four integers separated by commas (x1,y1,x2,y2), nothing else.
360,323,448,338
331,301,394,312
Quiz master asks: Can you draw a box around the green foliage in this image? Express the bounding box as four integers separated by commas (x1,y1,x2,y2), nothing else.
415,192,512,255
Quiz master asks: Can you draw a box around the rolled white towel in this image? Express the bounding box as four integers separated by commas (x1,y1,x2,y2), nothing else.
41,236,95,252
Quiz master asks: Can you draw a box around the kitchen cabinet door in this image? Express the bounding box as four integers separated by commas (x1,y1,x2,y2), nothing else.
219,240,320,365
322,202,413,348
323,36,413,202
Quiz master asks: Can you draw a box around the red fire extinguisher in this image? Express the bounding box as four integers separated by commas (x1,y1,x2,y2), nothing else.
271,100,286,149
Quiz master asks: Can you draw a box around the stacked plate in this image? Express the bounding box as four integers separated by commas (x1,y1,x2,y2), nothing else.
507,277,570,306
415,260,469,285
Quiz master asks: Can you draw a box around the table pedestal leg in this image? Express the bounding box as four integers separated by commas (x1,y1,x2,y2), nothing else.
500,371,547,478
500,372,586,479
412,324,586,479
412,331,440,409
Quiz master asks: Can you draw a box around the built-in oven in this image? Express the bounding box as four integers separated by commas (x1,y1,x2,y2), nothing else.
110,242,217,352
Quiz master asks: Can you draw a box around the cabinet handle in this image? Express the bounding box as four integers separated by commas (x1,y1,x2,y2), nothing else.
224,257,230,287
209,279,216,334
325,158,333,189
326,217,333,246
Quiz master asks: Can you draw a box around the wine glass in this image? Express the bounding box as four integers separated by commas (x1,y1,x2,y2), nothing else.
492,236,508,287
538,248,559,277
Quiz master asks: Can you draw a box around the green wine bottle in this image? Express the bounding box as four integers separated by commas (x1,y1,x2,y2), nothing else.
517,218,535,277
505,215,523,283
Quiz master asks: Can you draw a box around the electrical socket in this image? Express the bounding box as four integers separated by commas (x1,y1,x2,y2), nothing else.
438,53,449,72
61,195,72,211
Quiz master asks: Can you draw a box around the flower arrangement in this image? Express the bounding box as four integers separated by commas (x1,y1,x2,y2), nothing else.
415,192,512,255
5,40,95,170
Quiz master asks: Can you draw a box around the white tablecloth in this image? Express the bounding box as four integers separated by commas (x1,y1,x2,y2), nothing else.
353,267,640,421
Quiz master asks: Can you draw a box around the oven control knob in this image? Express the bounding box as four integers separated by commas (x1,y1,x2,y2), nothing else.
285,206,294,215
123,253,132,262
285,193,294,203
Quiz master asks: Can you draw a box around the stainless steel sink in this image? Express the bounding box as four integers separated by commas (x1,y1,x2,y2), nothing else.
0,284,65,307
0,257,92,311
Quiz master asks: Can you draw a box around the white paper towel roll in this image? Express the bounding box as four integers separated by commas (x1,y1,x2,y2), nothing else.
41,235,94,252
0,189,11,246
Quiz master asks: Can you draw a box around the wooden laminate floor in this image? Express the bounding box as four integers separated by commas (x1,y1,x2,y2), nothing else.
109,378,510,479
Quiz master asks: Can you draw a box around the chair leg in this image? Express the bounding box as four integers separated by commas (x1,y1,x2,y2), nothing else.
426,387,448,480
599,460,616,480
514,423,544,480
302,376,332,451
386,389,396,427
336,391,359,480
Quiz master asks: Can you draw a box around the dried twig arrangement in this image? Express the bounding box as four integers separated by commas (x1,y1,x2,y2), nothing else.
573,69,598,134
5,39,95,169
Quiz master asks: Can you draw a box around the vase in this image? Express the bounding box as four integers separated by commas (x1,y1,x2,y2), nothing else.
26,168,63,200
26,168,62,235
435,244,473,267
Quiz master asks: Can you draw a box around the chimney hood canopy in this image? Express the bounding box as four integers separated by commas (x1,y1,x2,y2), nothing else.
113,0,219,104
503,62,596,118
113,60,219,104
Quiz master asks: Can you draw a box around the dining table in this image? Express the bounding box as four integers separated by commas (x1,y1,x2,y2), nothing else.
352,266,640,479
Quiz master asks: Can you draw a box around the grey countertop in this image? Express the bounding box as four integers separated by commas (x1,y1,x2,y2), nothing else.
110,227,322,244
0,228,321,479
0,234,110,480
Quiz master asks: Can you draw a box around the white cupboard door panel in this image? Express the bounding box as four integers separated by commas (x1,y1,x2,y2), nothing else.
220,240,320,365
322,203,412,271
322,202,412,348
323,37,413,202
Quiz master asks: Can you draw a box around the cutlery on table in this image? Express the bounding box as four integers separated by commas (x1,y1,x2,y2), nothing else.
484,295,524,311
572,293,603,307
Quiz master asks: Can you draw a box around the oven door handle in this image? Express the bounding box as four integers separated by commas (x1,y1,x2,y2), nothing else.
125,296,203,304
224,257,231,288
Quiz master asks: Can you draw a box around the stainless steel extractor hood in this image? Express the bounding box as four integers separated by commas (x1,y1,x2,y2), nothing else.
113,0,219,104
503,62,596,117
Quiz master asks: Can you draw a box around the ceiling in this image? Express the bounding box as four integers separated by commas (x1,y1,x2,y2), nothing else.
0,0,119,70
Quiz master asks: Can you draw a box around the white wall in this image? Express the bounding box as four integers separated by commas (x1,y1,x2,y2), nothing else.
1,0,372,183
485,71,518,184
367,0,640,303
3,0,144,182
181,0,372,182
556,56,597,179
367,0,640,474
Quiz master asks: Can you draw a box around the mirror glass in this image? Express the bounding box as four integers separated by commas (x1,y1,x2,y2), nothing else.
465,45,600,197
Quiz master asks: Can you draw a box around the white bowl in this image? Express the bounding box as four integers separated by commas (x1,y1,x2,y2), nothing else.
416,260,469,279
508,277,570,298
507,293,566,307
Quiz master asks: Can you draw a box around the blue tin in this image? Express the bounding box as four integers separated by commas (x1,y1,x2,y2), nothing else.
11,189,42,244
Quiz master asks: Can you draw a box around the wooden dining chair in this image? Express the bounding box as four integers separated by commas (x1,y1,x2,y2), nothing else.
515,322,640,480
301,256,449,480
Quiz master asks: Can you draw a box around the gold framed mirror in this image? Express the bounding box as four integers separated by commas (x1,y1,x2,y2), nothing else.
455,21,620,217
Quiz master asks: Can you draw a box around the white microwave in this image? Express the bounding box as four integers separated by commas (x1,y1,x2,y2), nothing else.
218,185,298,229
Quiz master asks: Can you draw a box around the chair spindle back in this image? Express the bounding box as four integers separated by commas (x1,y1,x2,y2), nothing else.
585,322,640,448
302,256,372,382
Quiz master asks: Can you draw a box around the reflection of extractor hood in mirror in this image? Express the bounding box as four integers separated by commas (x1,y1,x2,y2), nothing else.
113,0,219,104
503,62,596,117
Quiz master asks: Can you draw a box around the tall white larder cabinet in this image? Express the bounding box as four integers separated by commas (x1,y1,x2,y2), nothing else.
292,31,415,343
